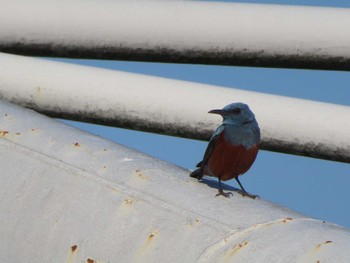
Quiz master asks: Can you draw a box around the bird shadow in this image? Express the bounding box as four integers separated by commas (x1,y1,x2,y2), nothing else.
197,177,259,199
198,177,242,194
197,177,260,199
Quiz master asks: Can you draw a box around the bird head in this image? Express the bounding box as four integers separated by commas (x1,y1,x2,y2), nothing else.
209,102,256,125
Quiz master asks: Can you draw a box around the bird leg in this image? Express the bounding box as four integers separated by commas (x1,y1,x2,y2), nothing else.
235,178,259,199
215,178,233,198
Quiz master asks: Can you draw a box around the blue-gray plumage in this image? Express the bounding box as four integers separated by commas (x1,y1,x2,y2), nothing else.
190,102,261,198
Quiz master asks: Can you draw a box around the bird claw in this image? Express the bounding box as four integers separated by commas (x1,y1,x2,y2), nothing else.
215,190,259,199
241,191,259,199
215,190,233,198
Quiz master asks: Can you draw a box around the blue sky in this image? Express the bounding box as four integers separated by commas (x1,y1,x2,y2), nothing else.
60,0,350,228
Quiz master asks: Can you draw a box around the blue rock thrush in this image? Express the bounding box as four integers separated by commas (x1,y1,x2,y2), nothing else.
190,102,260,198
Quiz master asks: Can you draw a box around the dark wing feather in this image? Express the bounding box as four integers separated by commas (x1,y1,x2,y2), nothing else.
198,132,221,168
190,129,222,179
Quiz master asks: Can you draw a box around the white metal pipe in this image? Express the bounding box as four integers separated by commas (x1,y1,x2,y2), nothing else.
0,52,349,163
1,99,350,262
1,0,350,70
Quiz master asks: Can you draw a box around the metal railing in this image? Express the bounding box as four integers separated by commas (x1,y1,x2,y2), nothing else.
0,52,349,163
1,1,350,70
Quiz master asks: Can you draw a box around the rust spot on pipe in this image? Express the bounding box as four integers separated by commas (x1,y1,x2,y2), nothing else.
123,198,134,206
302,240,333,261
73,142,80,147
148,230,159,240
0,130,9,136
187,218,200,227
144,229,160,245
134,169,147,180
222,241,249,260
236,241,248,249
316,240,333,249
120,196,136,215
71,245,78,252
133,229,160,262
283,217,293,223
87,259,95,263
67,244,78,263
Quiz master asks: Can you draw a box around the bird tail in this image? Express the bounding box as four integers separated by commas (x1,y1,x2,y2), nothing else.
190,168,204,180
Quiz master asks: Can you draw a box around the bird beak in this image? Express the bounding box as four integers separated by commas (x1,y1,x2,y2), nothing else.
208,109,226,115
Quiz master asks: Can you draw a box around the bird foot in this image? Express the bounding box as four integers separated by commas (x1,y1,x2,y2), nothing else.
215,190,233,198
240,191,260,199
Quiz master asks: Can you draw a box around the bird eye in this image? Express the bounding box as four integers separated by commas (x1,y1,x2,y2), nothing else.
232,108,241,114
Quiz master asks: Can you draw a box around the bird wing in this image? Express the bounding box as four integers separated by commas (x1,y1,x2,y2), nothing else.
190,125,224,180
196,125,225,168
190,130,221,179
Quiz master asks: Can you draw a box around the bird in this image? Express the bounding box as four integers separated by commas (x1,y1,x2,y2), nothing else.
190,102,260,198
